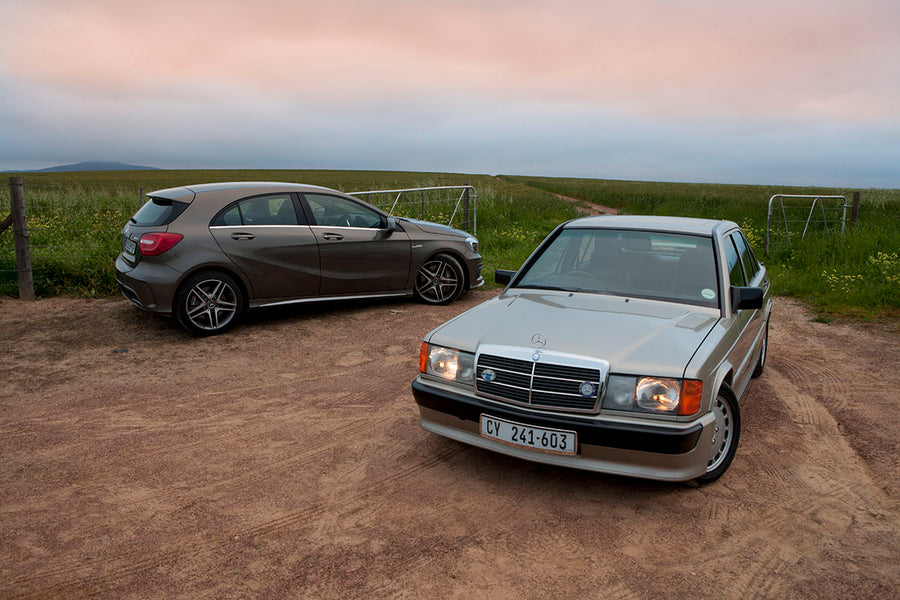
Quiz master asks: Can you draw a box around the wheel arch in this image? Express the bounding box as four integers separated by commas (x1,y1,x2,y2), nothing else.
709,364,735,409
174,262,253,310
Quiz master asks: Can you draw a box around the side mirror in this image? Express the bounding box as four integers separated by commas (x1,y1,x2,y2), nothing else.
730,286,764,312
380,217,403,237
495,269,517,285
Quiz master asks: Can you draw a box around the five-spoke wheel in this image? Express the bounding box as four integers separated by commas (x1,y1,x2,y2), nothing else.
414,254,464,305
175,272,244,335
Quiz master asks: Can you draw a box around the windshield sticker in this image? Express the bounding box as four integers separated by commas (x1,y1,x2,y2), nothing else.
701,288,716,300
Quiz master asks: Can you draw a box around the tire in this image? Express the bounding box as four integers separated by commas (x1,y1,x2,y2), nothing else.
414,253,464,305
175,271,244,335
751,319,769,378
696,385,741,484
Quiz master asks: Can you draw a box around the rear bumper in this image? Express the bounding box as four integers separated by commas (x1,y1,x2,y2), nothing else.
115,255,177,315
412,377,715,481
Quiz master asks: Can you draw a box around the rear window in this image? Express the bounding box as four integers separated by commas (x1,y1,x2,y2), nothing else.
130,198,189,227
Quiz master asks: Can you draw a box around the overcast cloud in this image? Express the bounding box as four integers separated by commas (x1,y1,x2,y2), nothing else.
1,0,898,187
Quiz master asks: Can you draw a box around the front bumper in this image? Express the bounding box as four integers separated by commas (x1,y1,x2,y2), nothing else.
466,257,484,290
412,378,716,482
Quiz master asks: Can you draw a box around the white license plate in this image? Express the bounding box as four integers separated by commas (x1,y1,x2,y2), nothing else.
480,415,577,456
123,237,136,261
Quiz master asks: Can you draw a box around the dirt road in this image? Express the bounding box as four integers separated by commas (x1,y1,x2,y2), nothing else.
1,291,898,599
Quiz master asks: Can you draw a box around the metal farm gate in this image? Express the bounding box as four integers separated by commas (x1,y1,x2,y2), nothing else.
764,194,850,255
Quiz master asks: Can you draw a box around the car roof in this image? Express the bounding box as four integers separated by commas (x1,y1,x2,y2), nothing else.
148,181,344,203
563,215,736,236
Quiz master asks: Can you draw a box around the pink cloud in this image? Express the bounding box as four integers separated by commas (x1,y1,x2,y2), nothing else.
2,0,897,121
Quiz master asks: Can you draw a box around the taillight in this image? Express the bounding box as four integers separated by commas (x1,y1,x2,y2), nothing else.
139,232,183,256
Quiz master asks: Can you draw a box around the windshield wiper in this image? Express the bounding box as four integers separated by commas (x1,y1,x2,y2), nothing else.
515,284,575,292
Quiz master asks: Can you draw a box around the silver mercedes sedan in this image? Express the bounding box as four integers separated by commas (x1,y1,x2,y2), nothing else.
412,215,771,483
115,182,482,334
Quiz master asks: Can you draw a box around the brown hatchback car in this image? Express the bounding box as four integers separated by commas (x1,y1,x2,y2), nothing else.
115,182,483,334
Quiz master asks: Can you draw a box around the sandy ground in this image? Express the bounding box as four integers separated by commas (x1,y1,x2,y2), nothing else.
554,194,620,215
1,291,898,599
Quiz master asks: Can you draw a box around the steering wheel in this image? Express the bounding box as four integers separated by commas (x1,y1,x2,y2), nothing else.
567,269,600,281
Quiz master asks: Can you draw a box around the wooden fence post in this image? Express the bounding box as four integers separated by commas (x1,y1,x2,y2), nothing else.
851,191,860,227
9,177,35,301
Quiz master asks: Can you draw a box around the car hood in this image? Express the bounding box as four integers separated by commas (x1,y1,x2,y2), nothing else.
401,218,470,238
427,290,720,377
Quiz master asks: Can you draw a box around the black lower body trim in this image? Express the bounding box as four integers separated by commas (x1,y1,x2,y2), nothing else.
412,379,702,455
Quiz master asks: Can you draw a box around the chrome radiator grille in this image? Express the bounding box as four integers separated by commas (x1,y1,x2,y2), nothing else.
475,347,605,413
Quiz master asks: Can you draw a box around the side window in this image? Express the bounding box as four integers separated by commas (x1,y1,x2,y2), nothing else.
217,205,242,226
733,232,760,282
212,195,299,226
304,194,384,228
725,236,746,287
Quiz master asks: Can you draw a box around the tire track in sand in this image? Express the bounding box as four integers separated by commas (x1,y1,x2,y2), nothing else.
6,420,467,599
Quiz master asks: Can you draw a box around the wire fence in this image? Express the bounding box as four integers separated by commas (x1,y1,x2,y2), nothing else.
348,185,476,233
0,180,146,297
764,195,850,255
762,192,900,255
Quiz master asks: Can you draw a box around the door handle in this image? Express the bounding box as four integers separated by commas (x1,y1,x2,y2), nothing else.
231,232,255,240
322,233,344,240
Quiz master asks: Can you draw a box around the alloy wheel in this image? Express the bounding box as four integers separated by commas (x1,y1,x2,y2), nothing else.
184,277,239,332
415,257,462,304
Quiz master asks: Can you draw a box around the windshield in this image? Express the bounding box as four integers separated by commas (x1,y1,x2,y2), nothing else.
515,228,719,308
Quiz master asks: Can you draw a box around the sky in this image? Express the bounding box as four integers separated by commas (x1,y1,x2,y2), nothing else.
1,0,898,188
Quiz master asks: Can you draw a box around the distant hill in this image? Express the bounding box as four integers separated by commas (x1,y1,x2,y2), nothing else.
34,161,160,172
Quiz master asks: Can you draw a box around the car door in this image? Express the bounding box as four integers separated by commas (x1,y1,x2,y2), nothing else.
723,231,762,396
733,230,769,374
209,193,320,301
302,193,411,295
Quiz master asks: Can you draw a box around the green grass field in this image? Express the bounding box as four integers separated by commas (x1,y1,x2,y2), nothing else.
1,169,898,319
